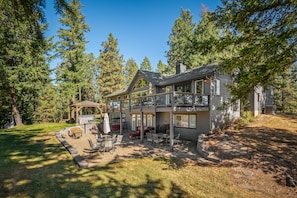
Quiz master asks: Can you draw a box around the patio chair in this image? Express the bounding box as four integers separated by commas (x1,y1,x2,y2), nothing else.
114,135,124,147
103,138,114,153
152,133,163,145
112,134,118,143
86,138,103,153
171,133,182,145
146,132,153,145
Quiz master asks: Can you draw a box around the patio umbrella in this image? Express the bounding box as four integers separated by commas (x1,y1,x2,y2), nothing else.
103,113,111,134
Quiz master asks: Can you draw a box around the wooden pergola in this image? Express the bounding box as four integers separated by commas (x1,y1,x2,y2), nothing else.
69,100,104,123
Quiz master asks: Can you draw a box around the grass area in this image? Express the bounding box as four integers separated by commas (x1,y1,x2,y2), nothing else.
0,123,281,198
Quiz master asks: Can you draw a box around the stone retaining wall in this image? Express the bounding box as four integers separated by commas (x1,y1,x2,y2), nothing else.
197,134,221,163
56,129,88,168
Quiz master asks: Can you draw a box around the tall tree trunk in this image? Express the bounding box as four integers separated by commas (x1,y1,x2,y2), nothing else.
10,87,23,126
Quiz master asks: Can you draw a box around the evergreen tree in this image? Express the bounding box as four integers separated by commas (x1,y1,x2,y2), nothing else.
166,9,195,73
191,8,224,66
81,53,97,101
55,0,90,112
124,58,138,85
0,0,50,125
97,33,124,102
156,60,168,74
214,0,297,101
140,56,152,71
274,65,297,113
33,84,59,123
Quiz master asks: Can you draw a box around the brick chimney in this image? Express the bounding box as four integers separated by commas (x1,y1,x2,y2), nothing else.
176,61,186,74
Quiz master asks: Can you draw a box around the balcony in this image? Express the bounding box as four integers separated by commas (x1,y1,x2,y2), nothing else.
107,92,209,112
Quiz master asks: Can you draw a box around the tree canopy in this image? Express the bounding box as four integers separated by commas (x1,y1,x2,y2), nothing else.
55,0,90,107
124,58,139,85
97,33,124,102
0,0,50,125
214,0,297,100
166,9,195,72
140,56,153,71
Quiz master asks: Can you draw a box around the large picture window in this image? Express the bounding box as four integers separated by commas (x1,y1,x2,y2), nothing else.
174,114,196,128
131,114,154,130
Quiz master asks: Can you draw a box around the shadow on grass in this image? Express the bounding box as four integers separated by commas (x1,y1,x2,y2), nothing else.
0,128,190,197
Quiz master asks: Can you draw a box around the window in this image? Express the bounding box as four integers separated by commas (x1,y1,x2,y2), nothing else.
174,114,196,128
175,83,191,92
189,115,196,128
195,80,204,94
214,79,220,95
136,114,141,127
165,86,172,104
131,114,153,130
131,114,136,131
147,114,153,126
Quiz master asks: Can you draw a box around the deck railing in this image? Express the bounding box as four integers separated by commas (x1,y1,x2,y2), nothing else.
107,92,209,112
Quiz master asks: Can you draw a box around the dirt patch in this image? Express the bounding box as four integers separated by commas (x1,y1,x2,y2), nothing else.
204,114,297,197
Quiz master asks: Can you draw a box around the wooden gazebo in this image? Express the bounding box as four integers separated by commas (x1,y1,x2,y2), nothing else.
69,100,104,123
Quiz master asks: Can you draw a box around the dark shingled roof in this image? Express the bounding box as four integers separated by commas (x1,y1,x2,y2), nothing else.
140,64,217,86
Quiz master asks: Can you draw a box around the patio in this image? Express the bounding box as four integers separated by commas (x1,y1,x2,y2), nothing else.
57,129,200,168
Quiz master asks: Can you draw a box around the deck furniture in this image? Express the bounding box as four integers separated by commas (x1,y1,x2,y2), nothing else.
146,133,153,144
152,133,163,145
103,138,114,153
114,135,124,147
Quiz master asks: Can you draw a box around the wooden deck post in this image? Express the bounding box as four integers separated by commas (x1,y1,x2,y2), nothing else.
140,112,144,143
169,111,174,151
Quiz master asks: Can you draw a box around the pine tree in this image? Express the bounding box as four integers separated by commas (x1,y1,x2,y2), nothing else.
81,53,97,101
97,33,124,102
166,9,195,72
140,56,152,71
33,84,59,123
55,0,90,110
0,0,50,125
124,58,138,85
274,65,297,113
191,8,224,66
156,60,168,74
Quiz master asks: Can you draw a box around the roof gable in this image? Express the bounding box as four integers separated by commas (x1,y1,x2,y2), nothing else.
127,70,163,91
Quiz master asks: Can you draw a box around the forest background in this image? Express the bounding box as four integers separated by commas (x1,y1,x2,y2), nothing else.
0,0,296,127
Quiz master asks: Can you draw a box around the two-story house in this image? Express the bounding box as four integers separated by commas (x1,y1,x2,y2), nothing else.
105,62,270,143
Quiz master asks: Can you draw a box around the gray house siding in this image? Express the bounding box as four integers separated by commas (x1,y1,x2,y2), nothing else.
210,74,240,130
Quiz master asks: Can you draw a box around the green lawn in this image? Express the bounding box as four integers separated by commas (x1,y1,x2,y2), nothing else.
0,123,271,198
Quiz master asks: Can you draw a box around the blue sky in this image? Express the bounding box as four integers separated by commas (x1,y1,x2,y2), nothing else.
44,0,221,71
